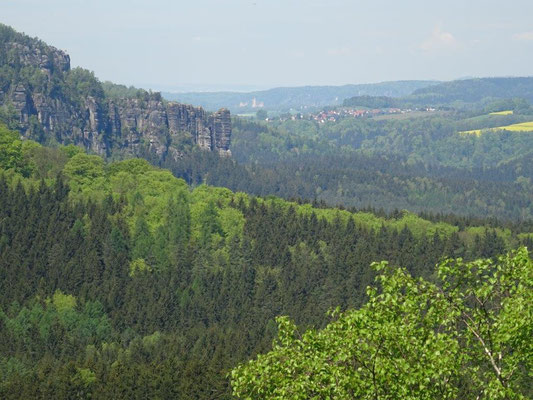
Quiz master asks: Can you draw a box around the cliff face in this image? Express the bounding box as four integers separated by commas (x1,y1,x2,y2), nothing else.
108,98,231,158
0,24,231,159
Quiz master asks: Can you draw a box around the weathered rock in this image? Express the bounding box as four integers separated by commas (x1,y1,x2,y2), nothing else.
0,25,231,161
210,108,232,156
8,41,70,77
11,84,32,124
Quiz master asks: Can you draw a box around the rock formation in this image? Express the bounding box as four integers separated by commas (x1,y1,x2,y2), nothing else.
0,24,231,160
107,98,232,158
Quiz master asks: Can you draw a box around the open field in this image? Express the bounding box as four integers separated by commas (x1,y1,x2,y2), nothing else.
489,110,513,115
460,121,533,136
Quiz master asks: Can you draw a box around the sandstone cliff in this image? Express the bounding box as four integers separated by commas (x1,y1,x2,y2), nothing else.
0,24,231,160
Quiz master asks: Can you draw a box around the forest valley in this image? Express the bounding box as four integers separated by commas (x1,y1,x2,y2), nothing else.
0,123,532,399
163,97,533,221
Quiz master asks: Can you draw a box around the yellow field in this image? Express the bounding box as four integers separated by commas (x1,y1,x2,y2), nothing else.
489,110,513,115
460,121,533,136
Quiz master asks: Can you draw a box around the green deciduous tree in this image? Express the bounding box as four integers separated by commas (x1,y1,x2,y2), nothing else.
0,124,26,174
63,153,106,198
231,248,533,399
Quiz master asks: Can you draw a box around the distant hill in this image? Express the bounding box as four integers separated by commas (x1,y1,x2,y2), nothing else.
408,77,533,104
343,77,533,109
163,81,440,112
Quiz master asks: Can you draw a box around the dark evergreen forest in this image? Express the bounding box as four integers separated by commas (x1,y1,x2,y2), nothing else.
0,123,532,398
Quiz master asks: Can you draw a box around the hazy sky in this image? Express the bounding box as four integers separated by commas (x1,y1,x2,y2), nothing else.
3,0,533,91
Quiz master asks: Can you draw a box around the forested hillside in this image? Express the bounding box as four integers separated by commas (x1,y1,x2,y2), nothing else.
410,77,533,104
344,77,533,108
1,122,532,398
158,109,533,220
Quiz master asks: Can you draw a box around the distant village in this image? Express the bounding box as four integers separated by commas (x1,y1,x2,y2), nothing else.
310,108,404,123
237,96,438,123
264,106,437,123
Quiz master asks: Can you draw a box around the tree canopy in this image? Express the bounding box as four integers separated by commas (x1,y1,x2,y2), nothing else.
231,248,533,400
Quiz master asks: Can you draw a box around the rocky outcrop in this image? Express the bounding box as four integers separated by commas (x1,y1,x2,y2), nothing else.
0,24,231,160
209,108,232,156
8,41,70,77
105,98,231,158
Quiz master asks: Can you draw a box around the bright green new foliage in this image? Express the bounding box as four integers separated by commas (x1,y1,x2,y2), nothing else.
231,248,533,399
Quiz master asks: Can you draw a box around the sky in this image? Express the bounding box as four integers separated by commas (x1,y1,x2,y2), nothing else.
2,0,533,92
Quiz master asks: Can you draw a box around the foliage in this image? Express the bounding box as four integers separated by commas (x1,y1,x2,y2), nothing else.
101,81,147,99
129,258,152,276
0,124,40,176
1,291,112,357
0,124,24,172
63,153,107,198
64,68,105,103
0,120,533,398
231,248,533,399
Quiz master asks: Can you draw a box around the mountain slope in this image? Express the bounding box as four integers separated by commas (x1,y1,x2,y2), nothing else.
0,24,232,159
